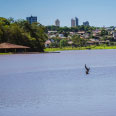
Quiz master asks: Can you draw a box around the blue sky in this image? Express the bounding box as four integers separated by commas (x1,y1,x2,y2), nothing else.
0,0,116,27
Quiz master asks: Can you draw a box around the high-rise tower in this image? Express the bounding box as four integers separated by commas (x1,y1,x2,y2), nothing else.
71,18,75,27
55,19,60,27
26,16,37,24
83,21,89,26
75,17,79,26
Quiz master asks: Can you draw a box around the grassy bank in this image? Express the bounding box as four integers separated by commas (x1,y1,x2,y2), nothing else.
44,45,116,52
0,46,116,54
0,53,12,55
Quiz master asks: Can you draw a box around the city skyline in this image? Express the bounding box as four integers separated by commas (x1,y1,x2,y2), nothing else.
1,0,116,27
26,15,88,27
26,16,89,27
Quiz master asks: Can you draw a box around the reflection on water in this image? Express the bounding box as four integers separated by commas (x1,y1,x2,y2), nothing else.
0,50,116,116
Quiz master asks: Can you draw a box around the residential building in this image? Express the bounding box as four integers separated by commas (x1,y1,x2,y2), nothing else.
55,19,60,27
113,31,116,39
77,31,85,36
83,21,89,26
48,31,57,34
71,18,75,27
45,40,52,47
59,34,64,38
26,16,37,24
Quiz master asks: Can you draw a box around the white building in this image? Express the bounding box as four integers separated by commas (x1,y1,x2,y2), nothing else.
59,34,64,38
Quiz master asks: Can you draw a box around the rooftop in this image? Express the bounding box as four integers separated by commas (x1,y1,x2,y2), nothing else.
0,43,30,49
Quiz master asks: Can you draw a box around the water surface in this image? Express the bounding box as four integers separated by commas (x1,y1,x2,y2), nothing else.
0,50,116,116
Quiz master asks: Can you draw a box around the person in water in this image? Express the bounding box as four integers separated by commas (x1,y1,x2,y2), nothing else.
85,64,90,74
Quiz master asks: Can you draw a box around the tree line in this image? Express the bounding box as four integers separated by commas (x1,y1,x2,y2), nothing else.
46,25,97,33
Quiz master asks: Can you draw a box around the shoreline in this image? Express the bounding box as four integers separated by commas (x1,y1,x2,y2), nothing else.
1,46,116,55
0,51,60,55
44,46,116,52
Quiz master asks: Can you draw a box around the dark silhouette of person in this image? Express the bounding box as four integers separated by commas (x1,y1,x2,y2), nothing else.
85,64,90,74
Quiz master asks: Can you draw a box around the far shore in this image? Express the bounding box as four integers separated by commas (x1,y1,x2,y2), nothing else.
1,45,116,55
45,45,116,52
0,51,60,55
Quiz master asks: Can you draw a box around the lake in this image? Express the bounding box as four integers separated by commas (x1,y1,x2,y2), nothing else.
0,50,116,116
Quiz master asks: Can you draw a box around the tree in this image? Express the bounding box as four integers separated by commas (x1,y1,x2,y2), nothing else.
101,29,108,36
72,35,87,47
0,17,10,25
50,37,61,48
0,17,48,52
8,17,14,24
60,39,68,48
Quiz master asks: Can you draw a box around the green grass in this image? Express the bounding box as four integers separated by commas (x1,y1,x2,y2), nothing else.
0,53,12,55
0,46,116,54
44,45,116,52
45,47,86,52
92,45,116,50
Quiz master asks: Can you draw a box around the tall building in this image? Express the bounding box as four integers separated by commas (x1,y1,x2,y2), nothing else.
75,17,79,26
55,19,60,27
71,18,75,27
26,16,37,24
113,30,116,39
83,21,89,26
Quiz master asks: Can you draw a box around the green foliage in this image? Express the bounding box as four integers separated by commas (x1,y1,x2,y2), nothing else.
7,17,14,23
46,25,96,33
0,17,10,25
0,17,47,52
49,38,61,48
72,35,87,47
46,25,59,31
45,45,116,52
60,39,68,48
101,29,108,36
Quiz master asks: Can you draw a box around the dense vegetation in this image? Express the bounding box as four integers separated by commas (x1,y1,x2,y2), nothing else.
0,17,47,52
46,25,97,33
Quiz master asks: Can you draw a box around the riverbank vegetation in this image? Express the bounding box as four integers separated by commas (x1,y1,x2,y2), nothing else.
45,45,116,52
0,17,47,52
0,53,12,55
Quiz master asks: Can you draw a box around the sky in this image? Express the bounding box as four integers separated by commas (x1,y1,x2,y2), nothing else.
0,0,116,27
